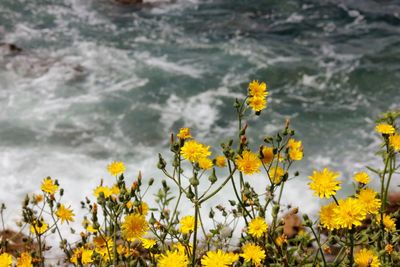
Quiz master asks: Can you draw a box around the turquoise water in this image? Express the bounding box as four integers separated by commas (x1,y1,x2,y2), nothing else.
1,0,400,221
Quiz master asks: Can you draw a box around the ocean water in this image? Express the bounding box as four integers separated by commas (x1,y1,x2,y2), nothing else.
0,0,400,230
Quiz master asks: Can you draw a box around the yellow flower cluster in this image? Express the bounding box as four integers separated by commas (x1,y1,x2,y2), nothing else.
201,250,238,267
287,138,303,161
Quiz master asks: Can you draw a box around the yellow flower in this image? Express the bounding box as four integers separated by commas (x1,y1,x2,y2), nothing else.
385,244,393,254
375,123,395,134
41,177,58,195
248,80,268,98
261,147,274,164
377,215,396,232
135,202,149,216
235,150,261,175
107,161,125,176
248,217,268,238
140,238,157,249
181,140,211,162
17,252,32,267
179,215,195,234
275,234,287,247
34,194,44,203
354,248,380,267
333,198,366,229
287,139,303,161
122,214,149,241
308,168,341,198
389,134,400,151
268,166,285,184
110,184,120,195
93,235,113,249
0,253,12,267
240,243,266,265
93,186,112,198
177,128,192,140
226,252,239,265
70,247,94,265
287,139,302,150
55,204,75,224
248,96,267,112
289,148,303,161
353,172,370,184
215,156,226,167
201,250,232,267
319,202,340,230
158,250,188,267
198,157,213,170
30,220,49,235
356,188,381,215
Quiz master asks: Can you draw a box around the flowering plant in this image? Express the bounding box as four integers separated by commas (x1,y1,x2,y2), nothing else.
0,81,399,267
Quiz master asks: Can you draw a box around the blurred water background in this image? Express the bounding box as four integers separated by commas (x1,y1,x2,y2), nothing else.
0,0,400,230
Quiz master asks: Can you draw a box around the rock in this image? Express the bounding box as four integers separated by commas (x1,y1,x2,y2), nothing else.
0,229,38,256
0,43,23,56
282,212,303,238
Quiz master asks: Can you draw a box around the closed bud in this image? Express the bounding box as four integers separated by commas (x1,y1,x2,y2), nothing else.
148,178,154,186
208,169,217,184
273,205,280,218
157,154,167,169
209,209,215,219
190,177,199,186
229,200,236,206
234,98,240,108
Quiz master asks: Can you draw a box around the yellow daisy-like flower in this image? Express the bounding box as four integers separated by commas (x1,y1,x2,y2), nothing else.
240,243,266,265
377,215,396,232
179,215,195,234
181,140,211,163
93,185,112,198
289,148,303,161
201,250,232,267
17,252,32,267
70,247,94,265
226,252,239,265
248,217,268,238
121,214,149,241
93,235,113,249
275,234,287,247
158,250,188,267
308,168,341,198
356,188,381,215
375,123,395,134
248,96,267,112
140,238,157,249
389,134,400,151
107,161,125,176
353,171,370,185
177,127,192,140
319,202,340,230
354,248,380,267
268,166,285,184
0,253,12,267
41,177,59,195
34,194,44,203
261,146,274,164
55,204,75,224
287,139,302,150
110,184,120,195
215,155,226,168
30,220,49,235
198,157,213,170
333,198,366,229
385,244,393,254
235,150,261,175
248,80,268,98
135,202,149,216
